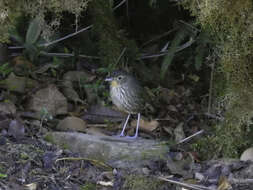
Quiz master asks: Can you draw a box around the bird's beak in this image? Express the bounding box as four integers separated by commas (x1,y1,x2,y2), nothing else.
105,77,113,82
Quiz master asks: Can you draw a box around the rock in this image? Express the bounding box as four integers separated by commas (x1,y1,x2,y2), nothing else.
240,147,253,161
28,84,67,117
0,101,16,115
82,105,126,123
0,73,38,93
8,119,25,140
61,71,95,103
56,116,87,132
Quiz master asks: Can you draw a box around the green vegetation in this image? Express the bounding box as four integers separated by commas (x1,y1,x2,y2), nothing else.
90,0,139,71
123,175,165,190
1,0,252,159
0,0,90,43
81,183,96,190
183,0,253,158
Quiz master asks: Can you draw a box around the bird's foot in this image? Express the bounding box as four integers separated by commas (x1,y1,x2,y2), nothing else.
123,135,138,140
113,134,138,140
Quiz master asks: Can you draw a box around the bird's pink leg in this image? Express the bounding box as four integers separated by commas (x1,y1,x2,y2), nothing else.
118,114,131,137
125,113,140,139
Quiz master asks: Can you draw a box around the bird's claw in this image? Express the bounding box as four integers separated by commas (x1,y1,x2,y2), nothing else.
124,135,138,139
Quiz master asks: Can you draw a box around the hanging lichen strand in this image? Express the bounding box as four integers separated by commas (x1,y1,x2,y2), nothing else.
182,0,253,158
0,0,90,43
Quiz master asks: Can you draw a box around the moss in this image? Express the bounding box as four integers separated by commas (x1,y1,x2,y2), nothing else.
80,183,96,190
0,163,6,174
123,175,166,190
44,133,55,144
44,133,70,150
20,152,29,160
90,0,139,69
193,121,250,159
0,0,90,42
182,0,253,158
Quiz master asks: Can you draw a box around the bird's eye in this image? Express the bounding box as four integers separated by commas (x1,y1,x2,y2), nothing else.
117,76,123,80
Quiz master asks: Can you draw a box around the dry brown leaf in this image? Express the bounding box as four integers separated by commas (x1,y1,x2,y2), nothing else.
174,122,185,142
131,118,159,132
218,176,232,190
167,105,178,112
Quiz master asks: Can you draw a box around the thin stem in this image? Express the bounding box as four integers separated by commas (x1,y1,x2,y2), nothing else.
114,47,126,66
207,62,215,114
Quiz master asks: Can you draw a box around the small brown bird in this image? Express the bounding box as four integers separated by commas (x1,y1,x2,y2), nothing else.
105,70,144,139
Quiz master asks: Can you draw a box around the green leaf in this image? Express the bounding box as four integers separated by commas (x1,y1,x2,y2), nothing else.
9,28,24,45
194,45,205,70
0,173,7,178
25,17,42,45
160,29,187,79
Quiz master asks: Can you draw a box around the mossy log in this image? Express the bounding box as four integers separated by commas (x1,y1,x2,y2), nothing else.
46,132,169,169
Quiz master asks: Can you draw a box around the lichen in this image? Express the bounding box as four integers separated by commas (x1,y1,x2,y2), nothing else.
0,0,90,43
123,175,166,190
182,0,253,158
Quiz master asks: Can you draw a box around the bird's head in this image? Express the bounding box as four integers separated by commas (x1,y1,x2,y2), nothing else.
105,70,130,88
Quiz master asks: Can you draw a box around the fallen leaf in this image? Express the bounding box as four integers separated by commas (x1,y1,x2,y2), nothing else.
168,105,178,112
174,122,185,143
131,118,159,132
218,176,232,190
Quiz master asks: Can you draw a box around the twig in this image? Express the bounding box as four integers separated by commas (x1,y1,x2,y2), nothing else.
40,52,100,59
157,176,213,190
207,62,215,114
56,157,112,170
178,20,200,33
8,25,92,50
113,0,126,10
141,28,177,47
115,47,126,66
230,178,253,184
177,129,204,145
41,25,93,48
11,52,100,59
138,38,195,59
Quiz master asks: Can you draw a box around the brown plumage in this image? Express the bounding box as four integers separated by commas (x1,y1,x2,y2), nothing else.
105,70,144,139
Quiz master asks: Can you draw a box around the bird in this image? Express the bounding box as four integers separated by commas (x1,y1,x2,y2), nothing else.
105,70,144,139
